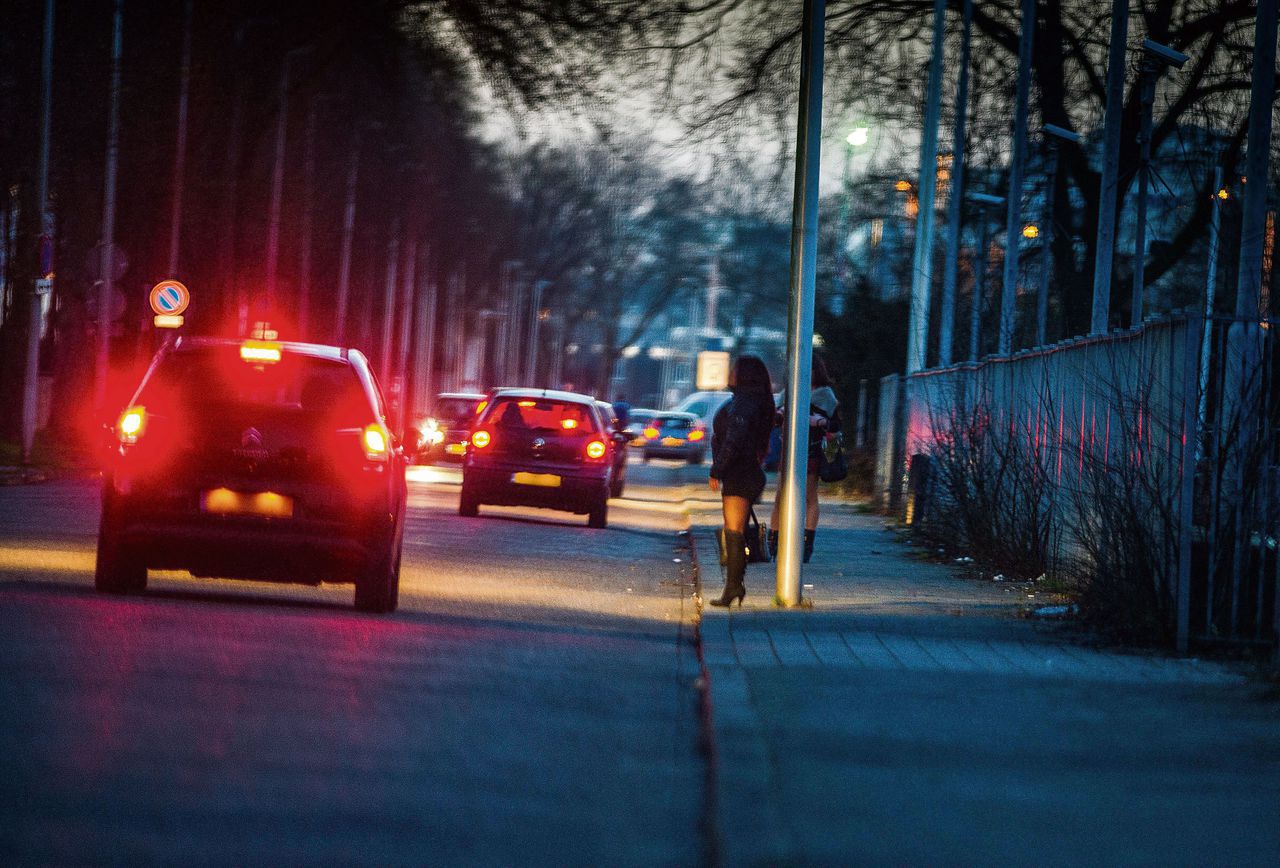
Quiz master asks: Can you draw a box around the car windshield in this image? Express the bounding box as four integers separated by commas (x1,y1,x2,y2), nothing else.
137,346,371,428
435,397,479,423
484,398,598,435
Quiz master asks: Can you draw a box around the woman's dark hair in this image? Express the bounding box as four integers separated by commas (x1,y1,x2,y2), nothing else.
811,351,832,388
731,355,773,395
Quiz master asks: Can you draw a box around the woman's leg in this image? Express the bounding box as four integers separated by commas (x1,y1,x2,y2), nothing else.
805,470,820,530
722,494,750,534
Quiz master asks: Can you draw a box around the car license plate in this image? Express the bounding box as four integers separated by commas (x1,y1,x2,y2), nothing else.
512,472,561,488
661,436,686,446
446,443,467,455
202,488,294,518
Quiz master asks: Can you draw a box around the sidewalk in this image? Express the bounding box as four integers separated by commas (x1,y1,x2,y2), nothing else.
690,499,1280,866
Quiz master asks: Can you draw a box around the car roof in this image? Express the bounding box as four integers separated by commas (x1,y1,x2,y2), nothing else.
174,335,348,364
656,411,700,420
437,392,486,400
490,387,599,406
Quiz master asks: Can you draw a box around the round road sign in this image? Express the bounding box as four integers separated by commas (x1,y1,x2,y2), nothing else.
149,280,190,316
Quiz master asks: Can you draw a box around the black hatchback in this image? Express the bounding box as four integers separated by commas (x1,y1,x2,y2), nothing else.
459,389,615,527
95,337,407,612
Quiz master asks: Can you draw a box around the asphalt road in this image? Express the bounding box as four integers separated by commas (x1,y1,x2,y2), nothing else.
0,456,713,865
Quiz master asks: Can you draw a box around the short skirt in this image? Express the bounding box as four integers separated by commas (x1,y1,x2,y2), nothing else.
721,467,767,503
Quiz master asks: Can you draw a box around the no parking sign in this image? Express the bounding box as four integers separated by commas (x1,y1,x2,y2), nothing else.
149,279,189,328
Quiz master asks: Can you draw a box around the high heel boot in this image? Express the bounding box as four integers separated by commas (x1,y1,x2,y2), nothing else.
710,530,747,607
803,530,816,564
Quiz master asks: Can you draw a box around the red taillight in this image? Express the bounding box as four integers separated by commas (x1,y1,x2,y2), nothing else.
363,424,389,461
643,426,659,439
586,439,607,460
471,430,492,449
689,429,705,442
117,406,146,445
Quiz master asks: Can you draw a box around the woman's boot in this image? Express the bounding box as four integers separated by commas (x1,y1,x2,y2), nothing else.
710,530,747,607
803,530,816,563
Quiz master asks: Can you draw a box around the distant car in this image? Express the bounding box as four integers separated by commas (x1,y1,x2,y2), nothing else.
670,390,732,430
460,389,616,528
624,409,658,447
413,392,485,462
641,412,708,465
95,336,407,612
595,400,633,498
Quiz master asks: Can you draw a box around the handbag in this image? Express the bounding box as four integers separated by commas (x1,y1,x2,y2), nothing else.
718,507,771,564
818,433,849,483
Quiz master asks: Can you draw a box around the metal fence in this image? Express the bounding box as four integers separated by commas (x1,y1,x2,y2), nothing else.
876,312,1279,654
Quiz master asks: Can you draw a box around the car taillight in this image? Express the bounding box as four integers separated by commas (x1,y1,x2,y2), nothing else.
643,427,659,439
689,429,705,441
117,406,146,445
586,439,607,460
471,430,492,449
363,424,389,461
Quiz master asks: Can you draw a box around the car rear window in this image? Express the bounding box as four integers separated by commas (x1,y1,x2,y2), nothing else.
435,397,479,423
137,346,372,428
656,415,694,430
483,397,599,435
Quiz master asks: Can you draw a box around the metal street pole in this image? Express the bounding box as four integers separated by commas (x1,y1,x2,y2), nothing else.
22,0,55,461
379,220,401,384
218,33,245,333
938,0,973,368
413,268,438,418
94,0,124,411
297,96,318,338
1036,140,1060,345
265,48,307,314
1197,165,1223,446
334,130,360,343
998,0,1035,355
1235,0,1279,319
905,0,947,374
396,236,418,404
1131,62,1156,327
166,0,193,278
1090,0,1131,335
967,192,1003,361
525,280,546,385
775,0,826,608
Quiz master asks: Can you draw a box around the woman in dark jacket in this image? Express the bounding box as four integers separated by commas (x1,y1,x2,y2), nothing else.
708,355,775,606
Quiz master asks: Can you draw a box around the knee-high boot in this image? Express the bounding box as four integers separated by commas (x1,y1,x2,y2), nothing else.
710,530,747,607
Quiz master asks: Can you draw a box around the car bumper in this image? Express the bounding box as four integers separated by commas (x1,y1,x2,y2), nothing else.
464,462,608,513
644,443,703,458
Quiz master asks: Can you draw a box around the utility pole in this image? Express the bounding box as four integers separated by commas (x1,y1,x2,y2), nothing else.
1035,140,1059,345
94,0,124,411
938,0,973,368
1130,63,1156,327
396,236,418,417
968,192,1004,361
166,0,193,278
265,47,307,314
905,0,947,374
22,0,55,461
525,280,547,386
297,97,318,338
775,0,826,608
379,220,401,385
334,130,360,343
1090,0,1131,335
1198,165,1224,444
1235,0,1278,319
998,0,1035,355
218,23,246,333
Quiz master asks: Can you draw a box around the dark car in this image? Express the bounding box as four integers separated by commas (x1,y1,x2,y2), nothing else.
623,409,658,448
640,412,708,464
595,400,632,498
95,337,407,612
413,392,486,462
460,389,615,527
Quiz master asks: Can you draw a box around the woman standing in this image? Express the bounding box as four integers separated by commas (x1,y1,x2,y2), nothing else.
768,352,840,563
708,355,775,607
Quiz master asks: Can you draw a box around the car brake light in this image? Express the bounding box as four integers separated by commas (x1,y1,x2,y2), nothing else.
471,430,492,449
475,400,488,415
586,439,607,460
240,341,282,363
689,429,705,441
363,424,389,460
118,406,146,445
643,427,659,439
561,419,578,430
